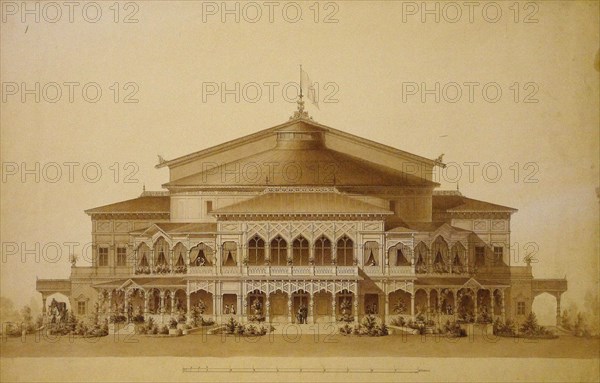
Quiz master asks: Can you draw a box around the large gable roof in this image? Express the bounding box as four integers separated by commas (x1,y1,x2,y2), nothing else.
164,144,437,188
212,187,393,216
156,118,438,170
85,194,170,215
432,192,517,213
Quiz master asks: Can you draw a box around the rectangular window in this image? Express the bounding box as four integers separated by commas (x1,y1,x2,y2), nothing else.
77,301,86,315
475,246,485,266
206,201,213,213
389,200,396,213
493,246,503,265
517,301,525,315
98,247,109,266
117,247,127,266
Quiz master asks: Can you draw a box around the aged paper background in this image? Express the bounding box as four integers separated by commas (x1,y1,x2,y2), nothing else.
1,1,598,382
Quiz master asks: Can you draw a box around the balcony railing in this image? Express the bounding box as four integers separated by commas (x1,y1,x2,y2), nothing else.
183,265,359,277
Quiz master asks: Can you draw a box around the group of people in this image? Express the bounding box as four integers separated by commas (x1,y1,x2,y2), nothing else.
296,303,308,324
223,304,237,315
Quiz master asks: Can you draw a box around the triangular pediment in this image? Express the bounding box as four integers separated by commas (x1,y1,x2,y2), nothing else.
463,277,483,290
117,279,144,291
157,117,440,189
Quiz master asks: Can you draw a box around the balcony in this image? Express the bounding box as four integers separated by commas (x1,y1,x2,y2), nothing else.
184,265,359,277
360,265,414,277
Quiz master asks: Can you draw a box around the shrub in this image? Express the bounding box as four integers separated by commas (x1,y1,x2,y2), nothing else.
202,318,215,326
339,323,352,335
176,329,183,336
493,318,516,336
169,318,178,329
390,316,406,327
443,320,467,337
519,312,553,337
159,325,169,335
109,314,127,324
151,325,158,335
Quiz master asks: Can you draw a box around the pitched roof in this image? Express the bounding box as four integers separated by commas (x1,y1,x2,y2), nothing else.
85,195,170,214
164,145,437,188
432,192,517,213
415,278,509,287
212,188,393,216
157,118,438,169
130,222,217,235
386,221,472,234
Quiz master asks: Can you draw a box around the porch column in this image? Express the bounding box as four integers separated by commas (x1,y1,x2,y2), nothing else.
159,290,165,315
186,291,191,324
410,292,415,319
490,289,495,320
107,291,113,316
237,294,243,321
41,294,47,315
308,294,314,324
212,294,217,321
287,295,292,323
555,293,562,326
170,293,175,316
474,289,479,322
124,290,130,321
353,294,359,322
384,294,390,320
332,294,337,322
426,289,431,319
150,250,154,274
452,289,458,317
265,295,271,323
143,291,149,316
500,290,506,322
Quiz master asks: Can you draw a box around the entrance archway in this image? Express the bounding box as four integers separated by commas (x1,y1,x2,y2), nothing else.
313,291,333,323
291,290,310,324
268,290,288,323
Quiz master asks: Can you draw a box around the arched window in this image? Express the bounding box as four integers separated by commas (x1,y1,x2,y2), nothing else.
414,242,428,273
154,238,169,265
314,236,332,266
222,242,237,266
138,244,150,266
336,236,354,266
191,243,213,266
396,248,410,266
248,236,265,265
363,242,379,266
292,236,309,266
270,236,287,266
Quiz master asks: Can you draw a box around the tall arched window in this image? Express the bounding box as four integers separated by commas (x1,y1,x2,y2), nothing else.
336,236,354,266
248,236,265,265
138,243,150,266
222,241,237,266
363,242,379,266
414,242,428,273
293,236,309,266
190,243,213,266
270,236,287,266
154,238,169,265
396,248,410,266
314,236,332,265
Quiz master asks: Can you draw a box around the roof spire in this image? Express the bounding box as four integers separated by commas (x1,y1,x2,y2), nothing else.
290,64,312,121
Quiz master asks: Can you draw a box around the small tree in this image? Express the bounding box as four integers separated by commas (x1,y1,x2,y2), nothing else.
20,305,34,333
561,309,571,330
520,312,541,335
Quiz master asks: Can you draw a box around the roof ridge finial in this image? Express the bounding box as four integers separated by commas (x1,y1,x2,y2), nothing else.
289,64,313,121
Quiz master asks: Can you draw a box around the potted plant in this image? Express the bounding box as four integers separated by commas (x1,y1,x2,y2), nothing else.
168,318,178,335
